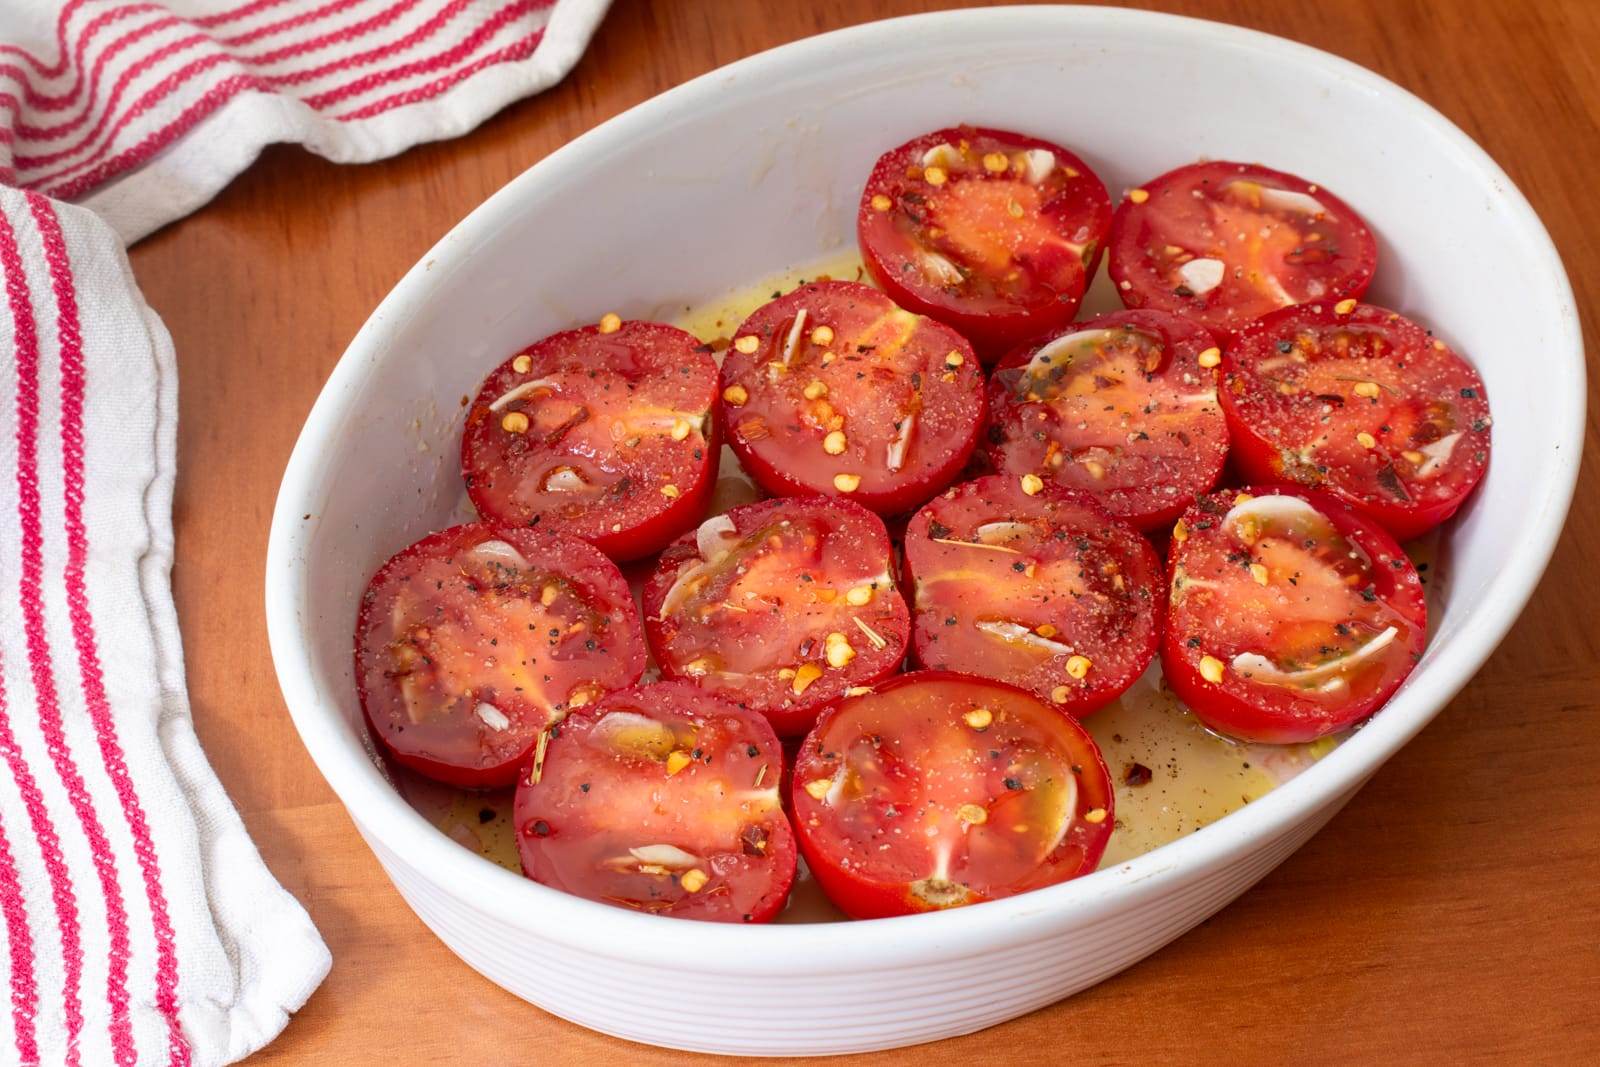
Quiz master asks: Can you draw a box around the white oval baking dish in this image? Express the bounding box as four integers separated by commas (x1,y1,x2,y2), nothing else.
265,6,1583,1055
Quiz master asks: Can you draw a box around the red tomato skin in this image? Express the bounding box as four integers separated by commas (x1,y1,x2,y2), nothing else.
858,127,1113,361
373,723,524,790
376,726,516,790
461,320,720,562
514,682,798,923
718,281,986,516
984,309,1229,530
1160,486,1427,744
790,671,1114,919
901,476,1163,717
640,496,911,737
1108,161,1377,340
591,423,719,560
1221,302,1492,541
791,810,913,920
353,524,646,789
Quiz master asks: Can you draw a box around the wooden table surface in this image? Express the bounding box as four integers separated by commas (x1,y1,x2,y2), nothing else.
126,0,1600,1061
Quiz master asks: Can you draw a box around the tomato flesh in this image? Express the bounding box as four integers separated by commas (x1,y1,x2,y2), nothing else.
642,497,909,738
1221,301,1492,541
985,309,1228,529
1161,486,1427,743
859,126,1112,360
902,475,1162,716
462,319,720,561
719,281,985,515
514,682,797,922
354,524,646,788
791,671,1113,919
1109,161,1377,337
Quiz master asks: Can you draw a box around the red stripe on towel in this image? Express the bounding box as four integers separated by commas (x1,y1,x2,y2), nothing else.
27,192,192,1066
0,200,87,1067
331,22,545,120
0,668,40,1067
41,5,551,199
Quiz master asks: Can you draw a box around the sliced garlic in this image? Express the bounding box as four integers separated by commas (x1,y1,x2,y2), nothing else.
474,702,511,732
1414,431,1462,477
928,539,1021,556
620,408,707,437
781,308,809,367
919,251,964,286
1022,329,1115,380
591,711,676,760
848,568,892,590
399,672,441,725
1257,187,1328,216
656,513,748,619
627,844,701,869
466,539,529,570
543,466,587,492
1231,627,1400,690
694,513,739,562
920,142,960,169
885,410,915,473
1022,148,1056,184
1176,257,1225,296
489,378,559,412
974,521,1034,545
1040,775,1080,856
974,620,1072,655
1222,493,1323,535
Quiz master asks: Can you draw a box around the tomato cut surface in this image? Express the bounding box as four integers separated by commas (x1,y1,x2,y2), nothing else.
461,319,720,561
514,681,796,922
642,497,909,737
791,671,1113,919
1161,486,1427,743
858,126,1112,359
354,524,646,789
1108,161,1376,337
985,309,1228,530
1220,301,1492,540
719,281,985,515
902,475,1162,716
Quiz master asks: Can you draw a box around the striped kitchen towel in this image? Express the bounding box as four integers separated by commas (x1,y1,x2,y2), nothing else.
0,1,611,1064
3,0,610,241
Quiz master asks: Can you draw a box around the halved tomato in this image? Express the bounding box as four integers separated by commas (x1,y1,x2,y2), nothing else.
641,497,909,737
1161,486,1427,743
1220,301,1492,541
514,681,796,922
791,671,1113,919
1108,161,1377,337
985,309,1229,530
858,126,1112,360
901,475,1162,716
718,281,985,515
354,524,646,788
461,318,720,561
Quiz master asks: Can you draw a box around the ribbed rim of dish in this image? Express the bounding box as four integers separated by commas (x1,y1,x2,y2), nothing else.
265,4,1584,974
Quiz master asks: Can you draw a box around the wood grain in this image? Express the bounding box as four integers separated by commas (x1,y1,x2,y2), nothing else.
124,0,1600,1062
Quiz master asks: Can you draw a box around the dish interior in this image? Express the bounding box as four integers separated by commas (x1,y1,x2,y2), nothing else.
276,10,1578,933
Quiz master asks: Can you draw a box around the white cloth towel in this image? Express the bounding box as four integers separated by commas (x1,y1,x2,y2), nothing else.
0,1,610,1063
